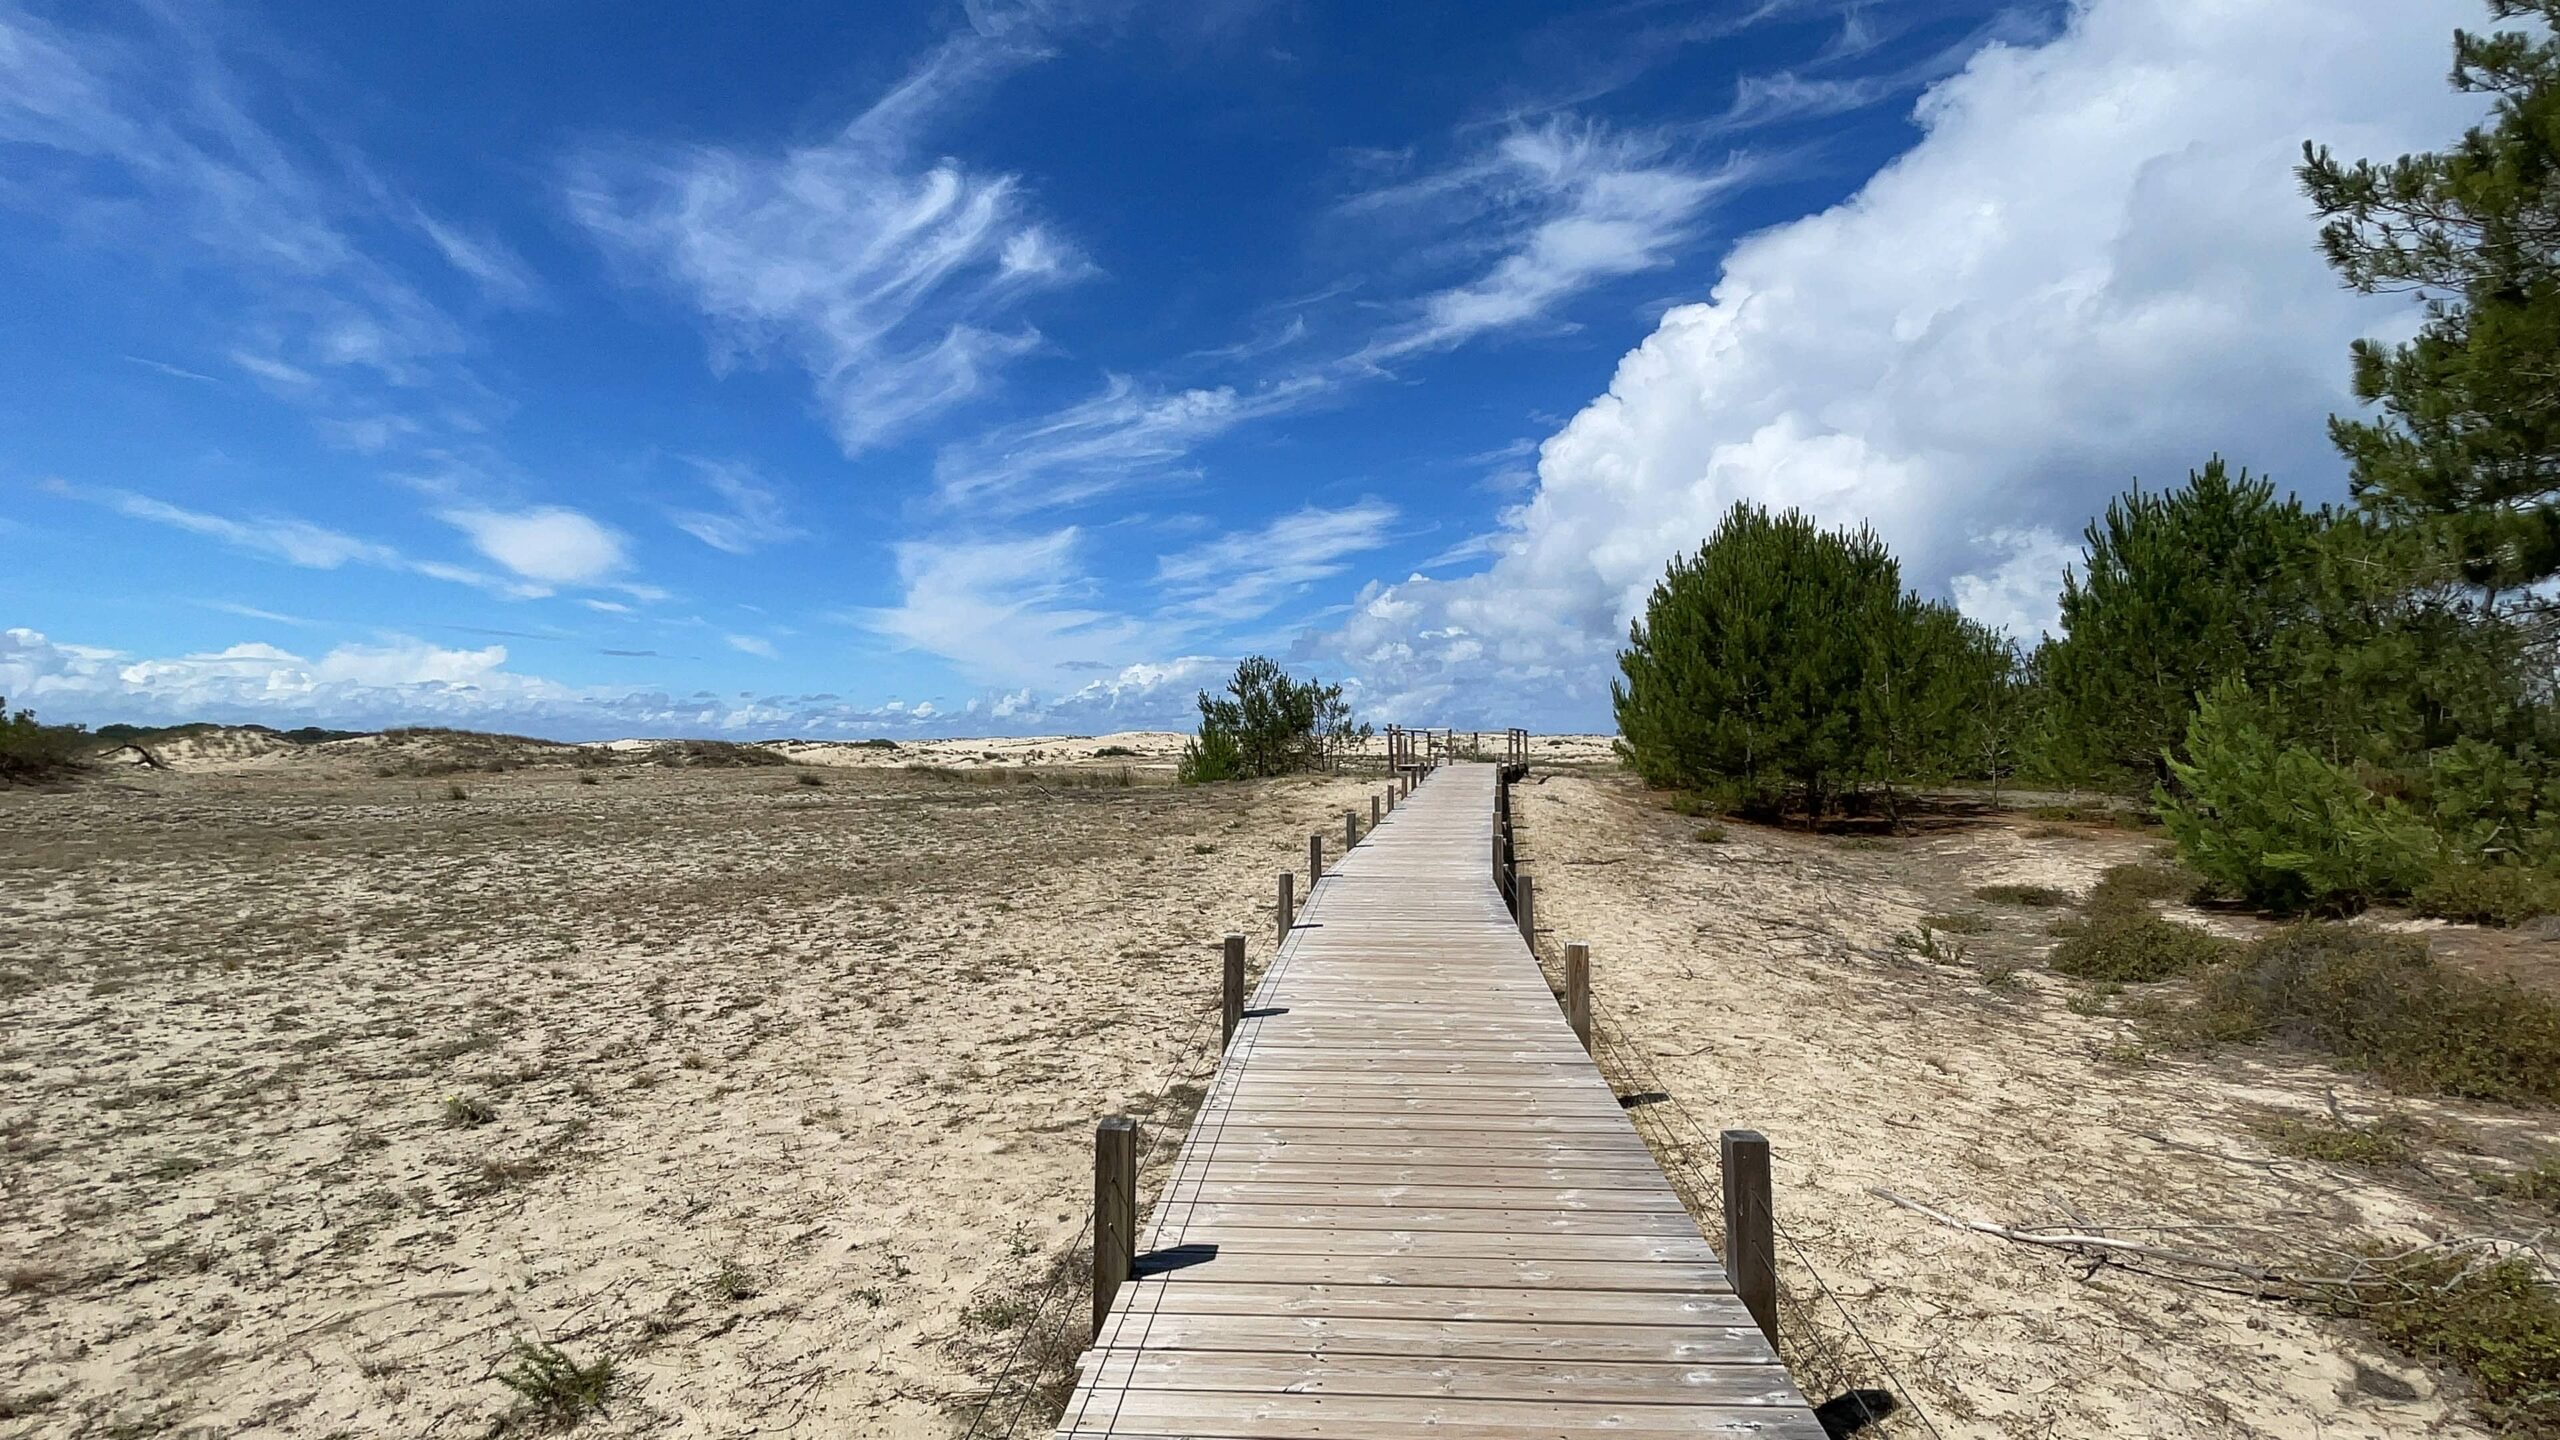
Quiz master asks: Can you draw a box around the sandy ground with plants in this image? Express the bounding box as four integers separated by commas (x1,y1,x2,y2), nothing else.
0,735,1384,1438
1518,768,2558,1440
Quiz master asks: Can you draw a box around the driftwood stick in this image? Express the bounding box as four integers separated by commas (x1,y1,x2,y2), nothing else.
1867,1188,2284,1283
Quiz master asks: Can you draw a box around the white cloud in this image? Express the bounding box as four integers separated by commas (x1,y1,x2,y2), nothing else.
1157,500,1399,623
3,623,1215,740
668,459,803,554
1331,0,2484,728
725,633,778,659
1951,528,2081,642
1351,118,1751,363
933,375,1324,512
107,493,398,570
438,506,629,586
860,528,1172,688
569,30,1083,453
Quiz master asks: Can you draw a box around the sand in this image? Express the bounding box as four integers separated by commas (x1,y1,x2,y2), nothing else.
1518,768,2557,1440
0,740,1383,1437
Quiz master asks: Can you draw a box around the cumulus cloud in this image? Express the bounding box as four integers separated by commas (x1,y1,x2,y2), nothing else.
437,506,629,586
2,625,1204,740
1332,0,2484,728
569,29,1084,453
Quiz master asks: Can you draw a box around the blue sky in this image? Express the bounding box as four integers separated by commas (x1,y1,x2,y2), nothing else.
0,0,2488,737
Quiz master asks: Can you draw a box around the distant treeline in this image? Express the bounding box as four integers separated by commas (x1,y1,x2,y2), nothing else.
1618,7,2560,923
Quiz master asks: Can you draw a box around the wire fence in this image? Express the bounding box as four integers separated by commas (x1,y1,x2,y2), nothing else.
1575,975,1947,1439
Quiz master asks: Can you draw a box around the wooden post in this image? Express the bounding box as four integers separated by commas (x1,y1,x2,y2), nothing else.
1309,832,1323,881
1564,940,1591,1052
1515,873,1535,949
1371,793,1381,829
1277,871,1293,940
1344,809,1359,851
1093,1116,1138,1339
1222,932,1245,1048
1721,1130,1778,1347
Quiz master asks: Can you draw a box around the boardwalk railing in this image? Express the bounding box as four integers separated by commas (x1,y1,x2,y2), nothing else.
1050,760,1827,1437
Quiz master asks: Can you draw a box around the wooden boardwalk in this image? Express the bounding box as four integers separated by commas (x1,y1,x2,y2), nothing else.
1054,762,1826,1438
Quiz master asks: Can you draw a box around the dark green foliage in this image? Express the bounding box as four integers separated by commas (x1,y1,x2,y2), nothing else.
2162,684,2438,911
1614,502,2011,819
0,699,89,786
1177,657,1363,784
2042,459,2321,788
2302,2,2560,604
2330,1249,2560,1435
2413,860,2560,925
2049,910,2233,982
495,1340,614,1429
2261,1113,2421,1169
2085,861,2206,913
2191,924,2560,1104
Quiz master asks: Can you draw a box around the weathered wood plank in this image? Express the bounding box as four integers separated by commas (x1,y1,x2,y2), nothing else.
1051,762,1822,1437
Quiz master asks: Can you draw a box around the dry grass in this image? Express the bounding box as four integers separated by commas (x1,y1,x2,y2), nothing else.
0,754,1379,1437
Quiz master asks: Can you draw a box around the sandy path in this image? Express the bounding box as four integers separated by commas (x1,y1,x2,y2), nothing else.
1516,768,2533,1440
0,763,1384,1437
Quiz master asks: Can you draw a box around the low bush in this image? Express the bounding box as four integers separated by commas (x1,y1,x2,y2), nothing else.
2190,924,2560,1104
2328,1249,2560,1435
1691,823,1728,844
2161,683,2434,912
2259,1113,2420,1169
2085,861,2206,915
0,700,89,786
496,1340,615,1429
1976,883,2072,907
2479,1153,2560,1215
2050,907,2234,981
2411,861,2560,927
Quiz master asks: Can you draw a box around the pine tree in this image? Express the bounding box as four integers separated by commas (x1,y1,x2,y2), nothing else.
2042,459,2320,788
2301,0,2560,606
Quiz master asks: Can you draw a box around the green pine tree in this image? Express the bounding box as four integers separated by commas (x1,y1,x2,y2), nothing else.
2042,458,2321,789
2301,0,2560,606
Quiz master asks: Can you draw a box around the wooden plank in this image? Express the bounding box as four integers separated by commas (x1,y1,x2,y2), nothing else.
1052,762,1823,1438
1075,1350,1801,1406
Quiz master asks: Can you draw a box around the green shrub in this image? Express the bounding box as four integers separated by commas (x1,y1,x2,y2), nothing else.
496,1340,614,1429
2161,683,2434,911
1178,656,1360,784
1975,883,2071,907
1176,721,1244,784
2479,1153,2560,1215
2050,908,2234,981
1690,823,1728,844
2086,861,2206,915
2412,861,2560,927
2191,924,2560,1104
1920,912,1989,934
0,700,89,786
2329,1250,2560,1435
2259,1113,2419,1169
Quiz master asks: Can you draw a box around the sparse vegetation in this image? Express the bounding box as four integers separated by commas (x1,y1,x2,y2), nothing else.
443,1094,497,1128
2260,1112,2420,1169
1690,822,1727,844
2049,908,2233,982
2412,860,2560,926
1177,656,1366,784
2185,924,2560,1104
2326,1249,2560,1435
0,699,89,786
1975,882,2071,907
495,1340,614,1430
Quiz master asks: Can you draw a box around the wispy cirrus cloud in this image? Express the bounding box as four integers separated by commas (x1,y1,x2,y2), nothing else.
0,4,529,447
932,374,1326,512
858,529,1172,688
568,24,1088,454
1349,118,1754,364
75,486,546,599
668,460,804,554
1155,500,1398,623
